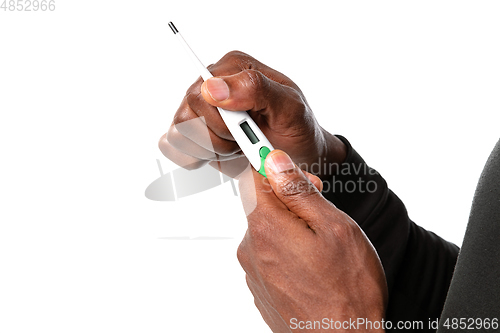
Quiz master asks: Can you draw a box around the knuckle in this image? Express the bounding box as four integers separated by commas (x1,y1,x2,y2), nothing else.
245,275,255,291
219,51,260,72
185,77,203,96
246,211,273,243
279,174,318,199
253,294,263,310
182,163,203,171
237,241,249,266
158,134,206,171
214,144,240,156
158,133,168,148
247,216,267,239
288,87,308,111
330,217,358,239
277,175,320,211
172,104,194,126
185,90,205,115
223,50,252,63
166,125,181,144
243,69,269,97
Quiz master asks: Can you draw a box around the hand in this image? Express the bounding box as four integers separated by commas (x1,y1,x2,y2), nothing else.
237,150,388,332
159,51,346,178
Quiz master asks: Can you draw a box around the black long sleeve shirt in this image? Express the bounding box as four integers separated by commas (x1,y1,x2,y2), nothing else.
322,136,460,331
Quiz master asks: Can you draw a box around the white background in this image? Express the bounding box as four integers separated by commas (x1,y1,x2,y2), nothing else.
1,1,499,332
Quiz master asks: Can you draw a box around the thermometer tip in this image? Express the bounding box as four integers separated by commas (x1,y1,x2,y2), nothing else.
168,22,179,34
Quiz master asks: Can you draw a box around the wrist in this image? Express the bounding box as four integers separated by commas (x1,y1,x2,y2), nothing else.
315,129,347,181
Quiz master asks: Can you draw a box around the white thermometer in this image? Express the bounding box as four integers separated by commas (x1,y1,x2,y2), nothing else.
168,21,274,178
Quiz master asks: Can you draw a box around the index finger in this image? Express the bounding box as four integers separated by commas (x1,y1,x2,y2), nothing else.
207,51,299,89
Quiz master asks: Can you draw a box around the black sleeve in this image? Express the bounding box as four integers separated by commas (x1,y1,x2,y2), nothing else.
437,139,500,331
322,135,460,330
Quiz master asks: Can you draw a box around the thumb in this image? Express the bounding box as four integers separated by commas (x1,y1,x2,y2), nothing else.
200,70,287,113
264,150,333,224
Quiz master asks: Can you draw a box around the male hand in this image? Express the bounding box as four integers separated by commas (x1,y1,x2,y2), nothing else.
159,51,346,178
237,150,388,333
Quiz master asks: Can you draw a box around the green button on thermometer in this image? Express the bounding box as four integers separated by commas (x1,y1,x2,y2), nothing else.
258,146,271,178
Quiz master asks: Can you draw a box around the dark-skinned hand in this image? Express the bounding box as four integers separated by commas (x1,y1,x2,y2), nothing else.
237,150,388,333
159,51,346,178
159,51,386,332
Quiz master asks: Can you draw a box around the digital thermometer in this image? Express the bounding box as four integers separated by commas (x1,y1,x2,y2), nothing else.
168,21,274,178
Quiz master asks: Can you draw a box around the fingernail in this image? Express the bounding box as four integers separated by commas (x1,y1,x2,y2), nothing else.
206,77,230,101
268,151,295,174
